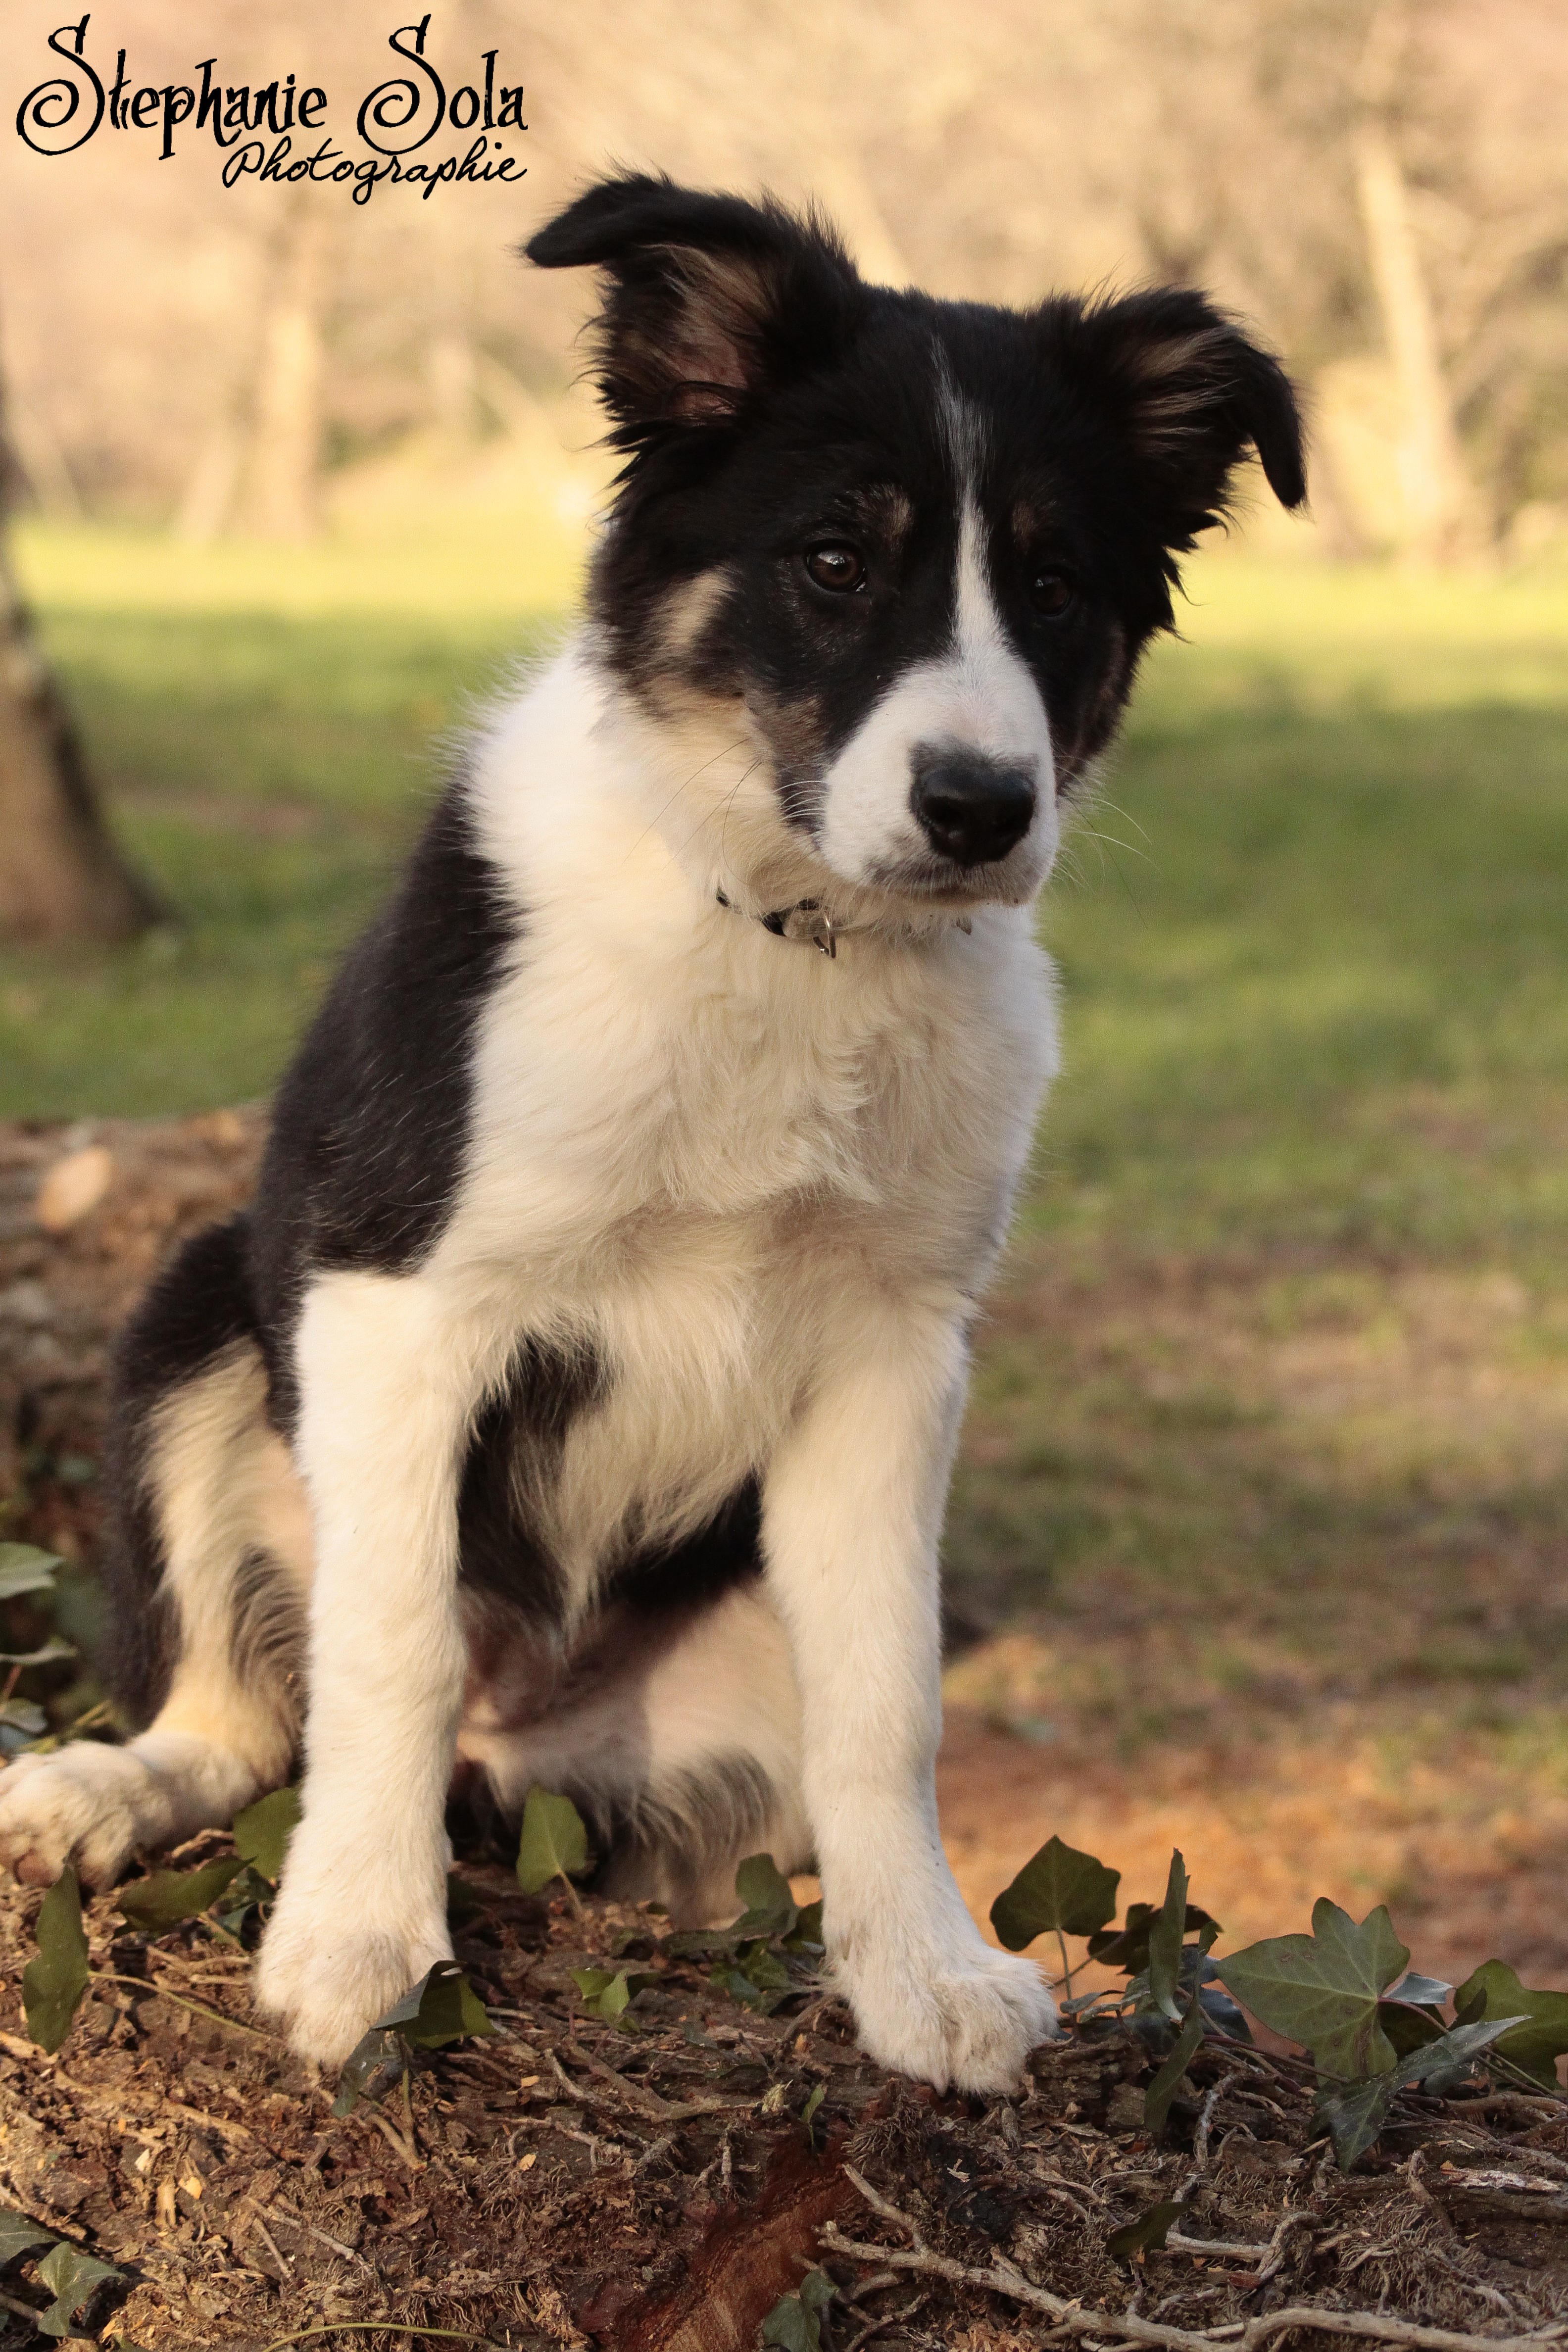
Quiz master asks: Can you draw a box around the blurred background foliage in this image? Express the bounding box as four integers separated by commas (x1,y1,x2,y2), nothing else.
3,0,1568,565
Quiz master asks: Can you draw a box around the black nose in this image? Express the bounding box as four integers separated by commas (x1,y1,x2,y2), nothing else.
910,748,1037,868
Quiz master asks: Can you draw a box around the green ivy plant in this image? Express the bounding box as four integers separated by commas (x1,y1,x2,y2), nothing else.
995,1827,1563,2167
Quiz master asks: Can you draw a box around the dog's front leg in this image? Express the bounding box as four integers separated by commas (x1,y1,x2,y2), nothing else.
254,1270,493,2065
763,1309,1056,2095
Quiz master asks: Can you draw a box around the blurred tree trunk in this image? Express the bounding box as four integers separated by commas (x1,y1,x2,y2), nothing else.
0,386,159,943
1354,119,1485,564
246,207,328,540
1355,5,1487,566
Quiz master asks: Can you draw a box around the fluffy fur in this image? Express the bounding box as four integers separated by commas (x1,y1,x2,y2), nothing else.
0,174,1303,2092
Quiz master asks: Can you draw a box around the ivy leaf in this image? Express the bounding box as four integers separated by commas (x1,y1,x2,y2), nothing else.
231,1787,300,1886
571,1965,657,2023
35,2240,123,2338
1214,1900,1409,2079
1315,2074,1393,2172
23,1866,91,2054
727,1852,798,1940
116,1857,244,1932
0,1637,76,1667
332,1965,497,2102
784,1897,825,1954
0,1544,61,1602
1316,2015,1526,2168
1453,1960,1568,2089
660,1925,742,1959
0,2206,58,2264
990,1835,1121,1951
1193,1956,1252,2043
713,1944,790,2013
1377,2002,1446,2060
1145,1989,1207,2131
376,1961,495,2050
1389,1971,1452,2009
0,1697,48,1754
331,2027,406,2118
1107,2200,1190,2264
761,2266,835,2351
515,1786,589,1896
1398,2014,1525,2098
1089,1899,1218,1977
1147,1851,1191,2024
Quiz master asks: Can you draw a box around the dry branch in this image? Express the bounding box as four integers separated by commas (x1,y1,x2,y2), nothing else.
823,2172,1568,2352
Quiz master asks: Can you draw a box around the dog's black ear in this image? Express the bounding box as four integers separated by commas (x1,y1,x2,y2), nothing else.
525,173,862,444
1055,288,1306,550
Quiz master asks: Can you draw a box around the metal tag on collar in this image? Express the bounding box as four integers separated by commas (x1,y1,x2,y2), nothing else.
781,900,837,956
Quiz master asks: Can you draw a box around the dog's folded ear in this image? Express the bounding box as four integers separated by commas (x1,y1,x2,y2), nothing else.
525,174,863,446
1053,288,1307,552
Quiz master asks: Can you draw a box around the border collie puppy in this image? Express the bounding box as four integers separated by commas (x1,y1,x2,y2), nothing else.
0,176,1303,2090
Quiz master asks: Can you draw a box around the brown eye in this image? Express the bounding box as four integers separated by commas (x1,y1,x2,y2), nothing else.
805,541,866,594
1030,570,1075,617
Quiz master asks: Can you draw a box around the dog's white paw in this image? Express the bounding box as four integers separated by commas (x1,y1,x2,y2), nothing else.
255,1876,453,2066
840,1922,1057,2095
0,1744,168,1888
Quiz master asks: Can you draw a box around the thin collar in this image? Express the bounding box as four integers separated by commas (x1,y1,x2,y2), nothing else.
715,888,971,959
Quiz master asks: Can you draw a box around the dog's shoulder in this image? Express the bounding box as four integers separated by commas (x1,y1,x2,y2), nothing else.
250,754,521,1321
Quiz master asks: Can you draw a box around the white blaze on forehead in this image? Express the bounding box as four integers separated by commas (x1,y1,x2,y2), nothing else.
815,387,1057,901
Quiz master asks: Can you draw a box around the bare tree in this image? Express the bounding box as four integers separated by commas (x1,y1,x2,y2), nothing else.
1353,4,1486,561
0,356,160,944
245,204,332,540
0,548,160,945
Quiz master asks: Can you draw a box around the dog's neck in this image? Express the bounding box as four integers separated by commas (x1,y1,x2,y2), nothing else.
592,654,983,956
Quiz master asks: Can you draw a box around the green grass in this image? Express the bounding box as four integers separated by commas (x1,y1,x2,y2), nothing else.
0,518,577,1115
10,525,1568,1261
1034,562,1568,1268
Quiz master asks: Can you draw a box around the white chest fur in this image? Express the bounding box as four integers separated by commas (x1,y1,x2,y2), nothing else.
439,646,1060,1590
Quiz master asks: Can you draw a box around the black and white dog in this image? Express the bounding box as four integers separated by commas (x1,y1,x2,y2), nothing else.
0,177,1303,2091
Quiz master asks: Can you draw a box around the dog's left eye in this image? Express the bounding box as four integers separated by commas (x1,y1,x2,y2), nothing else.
1030,570,1075,617
804,542,867,594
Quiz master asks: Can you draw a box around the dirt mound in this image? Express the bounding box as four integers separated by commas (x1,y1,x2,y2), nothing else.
4,1116,1568,2347
4,1849,1568,2351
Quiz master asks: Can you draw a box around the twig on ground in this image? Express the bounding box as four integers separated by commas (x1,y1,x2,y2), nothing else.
164,2095,253,2142
823,2174,1568,2352
267,2202,374,2272
559,2035,752,2123
261,2328,510,2351
98,1968,275,2043
1181,2071,1245,2197
543,2112,626,2166
249,2207,293,2277
843,2293,926,2351
1460,2094,1564,2124
843,2163,919,2235
364,2104,422,2171
791,1989,853,2040
1165,2233,1275,2263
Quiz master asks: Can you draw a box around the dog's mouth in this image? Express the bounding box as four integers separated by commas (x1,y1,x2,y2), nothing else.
859,844,1050,911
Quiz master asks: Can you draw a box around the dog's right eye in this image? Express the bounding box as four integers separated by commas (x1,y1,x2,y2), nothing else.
804,542,867,594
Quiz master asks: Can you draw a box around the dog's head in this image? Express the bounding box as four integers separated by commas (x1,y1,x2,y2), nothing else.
527,175,1304,918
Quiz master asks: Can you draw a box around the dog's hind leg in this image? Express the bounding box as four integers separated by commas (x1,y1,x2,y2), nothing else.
458,1574,812,1924
0,1218,309,1888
